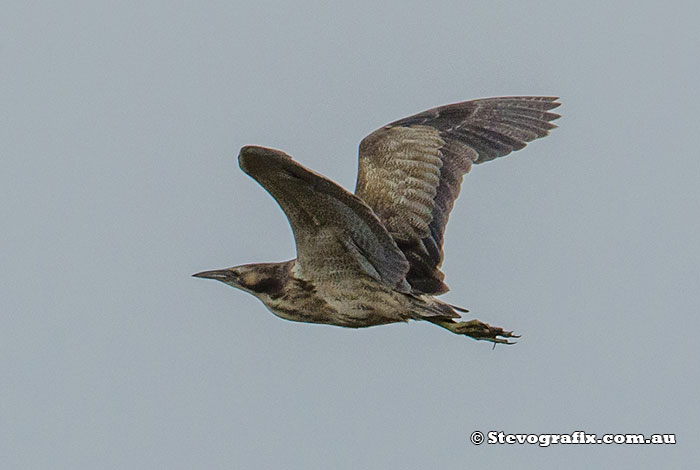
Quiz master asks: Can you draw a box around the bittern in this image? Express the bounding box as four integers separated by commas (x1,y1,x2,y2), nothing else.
194,96,560,343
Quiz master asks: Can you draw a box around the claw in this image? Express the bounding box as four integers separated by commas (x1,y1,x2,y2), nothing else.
433,318,519,344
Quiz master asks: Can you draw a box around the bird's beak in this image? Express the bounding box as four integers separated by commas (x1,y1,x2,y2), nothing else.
192,269,230,280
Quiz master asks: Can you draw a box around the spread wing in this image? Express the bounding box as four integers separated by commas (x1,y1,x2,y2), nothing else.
355,96,561,295
239,146,410,292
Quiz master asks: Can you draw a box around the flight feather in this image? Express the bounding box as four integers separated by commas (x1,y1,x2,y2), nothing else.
356,96,561,294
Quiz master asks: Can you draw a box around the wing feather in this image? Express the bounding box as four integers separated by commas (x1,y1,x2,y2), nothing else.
356,96,560,294
239,146,410,291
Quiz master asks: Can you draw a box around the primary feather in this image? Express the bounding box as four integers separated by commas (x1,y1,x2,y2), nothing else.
356,96,560,294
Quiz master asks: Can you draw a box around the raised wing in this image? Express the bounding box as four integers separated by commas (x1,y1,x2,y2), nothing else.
355,96,561,294
239,146,410,292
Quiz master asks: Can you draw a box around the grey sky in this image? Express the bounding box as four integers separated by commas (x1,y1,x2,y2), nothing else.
2,1,698,468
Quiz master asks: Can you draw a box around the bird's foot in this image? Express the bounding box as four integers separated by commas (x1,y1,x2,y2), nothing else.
436,319,519,344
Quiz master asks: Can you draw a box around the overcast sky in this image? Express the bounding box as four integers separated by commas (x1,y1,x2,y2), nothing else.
3,1,699,468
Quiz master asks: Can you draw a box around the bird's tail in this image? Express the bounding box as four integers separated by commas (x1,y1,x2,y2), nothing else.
408,294,463,320
447,302,469,313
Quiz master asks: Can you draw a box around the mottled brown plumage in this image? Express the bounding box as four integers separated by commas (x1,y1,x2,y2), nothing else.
194,96,560,343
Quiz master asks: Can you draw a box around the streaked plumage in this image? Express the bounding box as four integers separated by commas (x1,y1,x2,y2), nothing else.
194,96,560,343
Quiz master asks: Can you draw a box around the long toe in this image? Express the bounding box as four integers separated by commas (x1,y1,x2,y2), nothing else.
454,320,519,344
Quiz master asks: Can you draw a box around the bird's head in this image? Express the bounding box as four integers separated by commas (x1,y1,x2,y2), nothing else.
192,262,288,298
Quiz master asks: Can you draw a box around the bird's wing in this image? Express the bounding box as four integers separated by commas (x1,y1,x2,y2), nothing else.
355,96,560,294
239,146,411,292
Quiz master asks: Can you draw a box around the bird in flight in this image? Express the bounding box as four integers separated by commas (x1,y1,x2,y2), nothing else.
194,96,560,343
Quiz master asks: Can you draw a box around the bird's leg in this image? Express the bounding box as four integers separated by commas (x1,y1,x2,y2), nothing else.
430,319,519,344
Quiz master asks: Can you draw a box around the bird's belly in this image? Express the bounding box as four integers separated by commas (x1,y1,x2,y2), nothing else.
315,285,410,328
263,285,410,328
